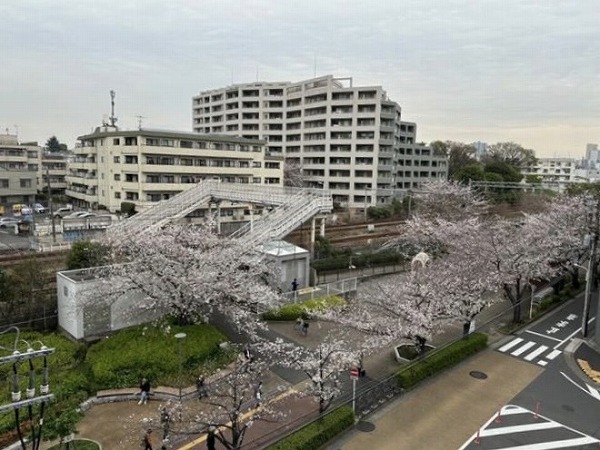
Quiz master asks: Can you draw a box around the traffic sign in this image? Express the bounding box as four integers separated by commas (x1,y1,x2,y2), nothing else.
350,367,360,380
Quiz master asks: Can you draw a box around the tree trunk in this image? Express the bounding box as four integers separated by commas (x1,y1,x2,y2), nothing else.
462,321,471,338
571,268,581,290
415,335,427,355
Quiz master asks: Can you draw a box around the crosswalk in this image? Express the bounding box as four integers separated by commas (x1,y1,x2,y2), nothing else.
497,337,562,366
459,404,600,449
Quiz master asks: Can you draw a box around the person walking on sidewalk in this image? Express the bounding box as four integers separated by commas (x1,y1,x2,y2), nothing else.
197,374,207,399
206,427,216,450
254,381,263,408
139,378,151,405
142,428,154,450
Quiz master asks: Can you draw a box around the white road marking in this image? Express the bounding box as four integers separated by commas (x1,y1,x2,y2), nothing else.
538,360,548,366
546,349,561,360
495,437,600,449
554,317,596,350
525,329,562,342
524,345,548,361
560,371,600,402
479,421,560,436
498,338,524,352
511,341,536,356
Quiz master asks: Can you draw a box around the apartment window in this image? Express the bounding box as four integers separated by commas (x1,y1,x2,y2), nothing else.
125,155,138,164
113,138,120,145
147,175,160,183
20,179,32,188
252,177,261,184
147,194,161,202
252,161,262,168
146,138,160,146
125,174,139,182
125,192,139,201
125,137,137,146
265,162,280,169
115,192,121,199
114,174,121,181
113,156,120,163
0,179,8,188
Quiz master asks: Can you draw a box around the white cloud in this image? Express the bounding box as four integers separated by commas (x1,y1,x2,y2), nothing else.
1,0,599,157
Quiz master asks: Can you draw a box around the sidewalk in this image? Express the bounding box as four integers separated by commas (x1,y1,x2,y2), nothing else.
325,350,543,450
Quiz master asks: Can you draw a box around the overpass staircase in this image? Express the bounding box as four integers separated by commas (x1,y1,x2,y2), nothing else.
108,180,333,247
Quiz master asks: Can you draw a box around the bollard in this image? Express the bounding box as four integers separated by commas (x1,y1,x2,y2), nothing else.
534,401,540,419
474,427,481,445
495,409,502,423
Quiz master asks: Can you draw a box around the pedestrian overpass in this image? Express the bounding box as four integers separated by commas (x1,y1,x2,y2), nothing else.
108,180,333,247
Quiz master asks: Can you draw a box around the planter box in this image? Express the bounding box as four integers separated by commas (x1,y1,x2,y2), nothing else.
394,343,435,363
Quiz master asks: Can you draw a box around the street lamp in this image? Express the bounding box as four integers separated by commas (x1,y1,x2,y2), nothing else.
174,333,186,400
573,263,595,338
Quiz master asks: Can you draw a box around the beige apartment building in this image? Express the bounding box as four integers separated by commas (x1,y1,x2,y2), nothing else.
66,127,284,216
193,75,447,210
0,134,40,208
40,151,68,196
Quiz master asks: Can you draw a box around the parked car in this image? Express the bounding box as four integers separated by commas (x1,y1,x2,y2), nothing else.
64,211,95,219
53,207,74,218
0,217,20,228
33,203,46,214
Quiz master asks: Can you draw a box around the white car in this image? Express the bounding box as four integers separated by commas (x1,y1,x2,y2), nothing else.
64,211,95,219
0,217,20,228
53,207,74,218
34,203,46,214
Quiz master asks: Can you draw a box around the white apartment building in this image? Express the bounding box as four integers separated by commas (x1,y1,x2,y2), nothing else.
67,126,284,216
40,151,69,196
522,157,591,192
193,75,447,210
0,134,40,207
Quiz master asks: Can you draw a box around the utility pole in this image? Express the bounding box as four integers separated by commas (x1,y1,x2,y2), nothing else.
582,198,600,337
46,167,56,243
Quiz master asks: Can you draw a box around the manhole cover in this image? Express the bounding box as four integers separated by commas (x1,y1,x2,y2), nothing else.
355,421,376,432
470,370,488,380
562,404,575,412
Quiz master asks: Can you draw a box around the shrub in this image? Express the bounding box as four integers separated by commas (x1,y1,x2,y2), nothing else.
266,406,354,450
397,333,488,389
85,323,227,388
262,295,345,321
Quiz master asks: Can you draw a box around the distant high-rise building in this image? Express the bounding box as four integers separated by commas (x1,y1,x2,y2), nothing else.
471,141,488,160
193,75,447,211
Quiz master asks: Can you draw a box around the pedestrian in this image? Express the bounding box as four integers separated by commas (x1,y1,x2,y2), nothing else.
139,378,151,405
142,428,153,450
254,381,263,408
295,317,304,333
291,278,299,291
302,321,309,336
196,374,207,399
206,427,216,450
160,407,171,440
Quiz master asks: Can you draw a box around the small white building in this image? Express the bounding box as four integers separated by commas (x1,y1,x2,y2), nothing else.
260,240,310,292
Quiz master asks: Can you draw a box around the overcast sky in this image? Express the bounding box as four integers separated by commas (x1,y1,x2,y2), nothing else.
1,0,599,157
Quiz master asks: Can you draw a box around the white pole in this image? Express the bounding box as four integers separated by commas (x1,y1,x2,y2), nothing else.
529,284,535,319
352,377,357,416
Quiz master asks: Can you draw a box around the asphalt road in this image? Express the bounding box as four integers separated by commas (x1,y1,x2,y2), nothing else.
460,292,600,449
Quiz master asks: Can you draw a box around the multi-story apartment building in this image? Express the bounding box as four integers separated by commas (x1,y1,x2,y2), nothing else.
39,151,69,196
522,157,592,192
193,75,447,210
0,134,40,208
66,126,284,216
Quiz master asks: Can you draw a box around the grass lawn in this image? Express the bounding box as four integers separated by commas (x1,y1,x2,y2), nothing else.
47,439,100,450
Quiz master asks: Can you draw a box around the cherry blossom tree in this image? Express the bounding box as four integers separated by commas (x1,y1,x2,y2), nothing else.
83,224,283,335
268,333,360,414
190,357,283,450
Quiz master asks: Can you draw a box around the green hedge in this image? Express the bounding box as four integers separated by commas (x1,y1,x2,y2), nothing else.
266,406,354,450
85,323,227,388
262,295,345,321
312,249,408,273
397,333,488,389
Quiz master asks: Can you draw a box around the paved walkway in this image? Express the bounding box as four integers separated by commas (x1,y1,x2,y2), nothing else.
325,350,542,450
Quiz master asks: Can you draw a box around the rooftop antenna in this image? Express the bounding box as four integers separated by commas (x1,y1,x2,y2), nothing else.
136,115,146,130
109,90,118,127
